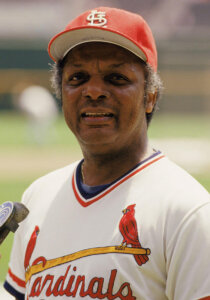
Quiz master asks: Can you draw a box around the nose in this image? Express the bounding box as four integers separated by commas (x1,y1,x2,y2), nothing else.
82,76,110,101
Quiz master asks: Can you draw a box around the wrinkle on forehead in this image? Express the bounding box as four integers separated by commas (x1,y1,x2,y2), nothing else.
69,60,128,74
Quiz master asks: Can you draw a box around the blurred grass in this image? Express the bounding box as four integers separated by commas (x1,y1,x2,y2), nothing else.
0,111,209,282
149,113,210,139
0,111,79,150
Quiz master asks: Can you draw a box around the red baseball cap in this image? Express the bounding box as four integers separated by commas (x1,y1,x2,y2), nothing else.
48,7,157,71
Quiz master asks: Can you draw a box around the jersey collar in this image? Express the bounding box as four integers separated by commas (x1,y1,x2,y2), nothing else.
72,150,164,207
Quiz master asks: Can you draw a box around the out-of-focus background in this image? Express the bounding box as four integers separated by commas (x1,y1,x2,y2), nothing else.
0,0,210,297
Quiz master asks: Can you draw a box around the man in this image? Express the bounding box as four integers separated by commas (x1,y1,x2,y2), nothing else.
4,7,210,300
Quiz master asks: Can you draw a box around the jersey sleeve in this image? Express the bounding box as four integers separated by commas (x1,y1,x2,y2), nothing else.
3,164,75,299
3,185,33,299
165,201,210,300
4,222,26,299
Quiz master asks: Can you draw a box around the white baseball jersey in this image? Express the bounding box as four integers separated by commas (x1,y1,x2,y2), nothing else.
4,151,210,300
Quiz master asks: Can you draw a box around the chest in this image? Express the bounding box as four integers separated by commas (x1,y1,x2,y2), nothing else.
24,182,168,299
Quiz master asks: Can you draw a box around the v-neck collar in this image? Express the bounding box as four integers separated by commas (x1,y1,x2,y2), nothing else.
72,151,164,207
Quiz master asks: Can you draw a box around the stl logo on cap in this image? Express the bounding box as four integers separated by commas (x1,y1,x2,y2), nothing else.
86,10,107,27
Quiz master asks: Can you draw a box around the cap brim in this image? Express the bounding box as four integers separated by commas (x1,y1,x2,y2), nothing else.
48,27,147,63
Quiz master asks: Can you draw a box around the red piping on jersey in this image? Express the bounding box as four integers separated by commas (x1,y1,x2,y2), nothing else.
8,268,25,288
73,154,165,207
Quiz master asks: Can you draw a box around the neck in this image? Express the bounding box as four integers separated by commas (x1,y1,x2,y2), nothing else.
81,143,154,186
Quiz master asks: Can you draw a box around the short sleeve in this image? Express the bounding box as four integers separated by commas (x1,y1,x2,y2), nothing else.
4,223,26,299
166,202,210,300
3,186,33,299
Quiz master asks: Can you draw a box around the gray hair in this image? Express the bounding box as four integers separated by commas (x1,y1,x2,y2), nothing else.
50,58,163,126
143,64,163,125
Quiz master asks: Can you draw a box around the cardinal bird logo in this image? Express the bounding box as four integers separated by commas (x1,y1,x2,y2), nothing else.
118,204,150,266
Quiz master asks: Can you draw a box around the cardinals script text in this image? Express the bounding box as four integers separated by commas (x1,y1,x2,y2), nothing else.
28,264,136,299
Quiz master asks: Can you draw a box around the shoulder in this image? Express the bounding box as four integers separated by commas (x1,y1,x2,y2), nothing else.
21,161,79,207
151,156,210,240
146,155,209,200
134,154,210,231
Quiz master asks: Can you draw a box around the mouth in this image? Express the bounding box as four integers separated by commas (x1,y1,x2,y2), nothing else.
81,112,114,118
80,112,115,127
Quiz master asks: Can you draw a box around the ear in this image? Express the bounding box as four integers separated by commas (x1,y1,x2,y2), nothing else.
145,91,157,113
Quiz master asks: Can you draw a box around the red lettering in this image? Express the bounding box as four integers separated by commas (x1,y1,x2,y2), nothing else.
28,265,136,299
52,265,70,296
29,277,42,297
64,273,75,296
32,256,47,267
42,274,54,296
116,282,136,300
86,277,106,299
71,275,86,297
106,269,117,299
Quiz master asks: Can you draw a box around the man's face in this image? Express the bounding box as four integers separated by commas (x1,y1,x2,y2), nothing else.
62,42,155,155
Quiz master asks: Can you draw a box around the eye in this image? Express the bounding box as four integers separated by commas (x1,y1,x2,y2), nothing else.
105,73,130,86
68,72,89,86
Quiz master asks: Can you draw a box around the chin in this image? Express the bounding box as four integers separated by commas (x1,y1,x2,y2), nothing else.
79,129,116,143
79,135,117,151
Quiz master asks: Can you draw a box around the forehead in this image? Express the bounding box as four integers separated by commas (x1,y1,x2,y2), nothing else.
64,42,144,65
